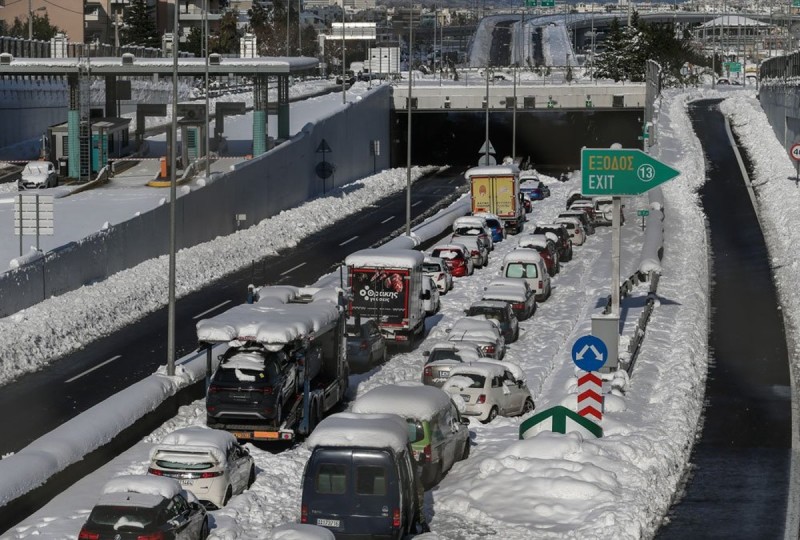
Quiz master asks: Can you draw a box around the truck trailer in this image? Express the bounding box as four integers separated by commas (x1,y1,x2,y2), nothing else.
345,249,429,348
197,286,349,442
466,164,525,234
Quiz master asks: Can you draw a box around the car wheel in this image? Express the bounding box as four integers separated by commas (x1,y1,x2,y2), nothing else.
247,465,256,488
461,439,471,460
222,486,232,506
200,517,209,540
482,406,499,424
522,398,535,415
513,327,520,341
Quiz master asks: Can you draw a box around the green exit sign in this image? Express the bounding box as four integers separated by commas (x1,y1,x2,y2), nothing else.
525,0,537,6
637,209,650,217
541,0,555,6
794,0,800,8
581,148,680,196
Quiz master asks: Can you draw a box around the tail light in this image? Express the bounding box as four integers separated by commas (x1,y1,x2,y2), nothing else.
424,366,432,377
148,467,163,476
477,394,487,404
262,386,273,395
484,345,495,355
78,529,99,540
396,335,408,342
360,340,369,350
512,303,524,310
452,258,464,268
392,508,401,528
538,280,543,290
301,504,308,523
471,250,479,257
208,385,221,394
137,533,165,540
200,471,223,479
424,444,432,462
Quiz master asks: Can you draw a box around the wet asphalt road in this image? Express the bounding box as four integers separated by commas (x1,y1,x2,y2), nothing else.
656,100,792,538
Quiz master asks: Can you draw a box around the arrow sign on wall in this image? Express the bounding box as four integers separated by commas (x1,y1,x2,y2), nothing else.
581,148,680,196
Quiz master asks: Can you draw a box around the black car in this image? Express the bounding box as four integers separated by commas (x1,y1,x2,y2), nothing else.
79,476,209,540
465,300,520,342
533,224,573,262
206,345,296,428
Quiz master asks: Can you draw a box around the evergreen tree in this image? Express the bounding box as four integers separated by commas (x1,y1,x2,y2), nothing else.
121,0,159,49
213,10,240,54
593,17,626,81
4,13,60,40
182,26,203,56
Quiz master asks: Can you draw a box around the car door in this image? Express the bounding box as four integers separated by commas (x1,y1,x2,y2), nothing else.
450,403,469,460
167,495,194,540
504,371,525,413
230,444,249,493
490,376,508,413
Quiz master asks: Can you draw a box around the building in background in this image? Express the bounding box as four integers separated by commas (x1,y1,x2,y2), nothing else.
0,0,85,42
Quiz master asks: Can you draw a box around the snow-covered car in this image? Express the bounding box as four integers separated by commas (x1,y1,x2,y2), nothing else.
482,278,537,321
345,316,387,371
517,234,560,276
520,180,544,201
452,215,494,251
447,234,489,268
423,255,453,293
443,362,534,423
465,299,519,343
148,426,255,510
568,200,598,226
500,249,552,302
445,317,506,359
532,224,573,262
422,275,441,316
78,475,209,540
558,209,595,235
479,212,506,243
521,192,533,213
430,243,474,277
566,188,592,209
422,342,485,387
592,196,625,226
18,160,57,190
554,216,586,246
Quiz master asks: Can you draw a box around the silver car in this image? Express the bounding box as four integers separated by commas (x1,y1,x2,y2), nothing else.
422,342,485,387
346,317,387,372
445,317,506,359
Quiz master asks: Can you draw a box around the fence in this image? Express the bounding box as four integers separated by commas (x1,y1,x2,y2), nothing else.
0,36,184,59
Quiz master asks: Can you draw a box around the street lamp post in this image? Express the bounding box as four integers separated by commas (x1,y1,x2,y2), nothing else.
167,0,180,376
204,0,210,179
28,0,32,41
406,2,414,236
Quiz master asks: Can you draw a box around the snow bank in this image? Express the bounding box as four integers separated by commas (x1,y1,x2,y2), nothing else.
638,187,666,274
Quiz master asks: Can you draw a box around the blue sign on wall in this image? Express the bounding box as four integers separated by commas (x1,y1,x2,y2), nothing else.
571,335,608,372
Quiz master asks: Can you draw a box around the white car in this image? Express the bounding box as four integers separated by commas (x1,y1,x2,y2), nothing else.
554,216,586,246
422,275,441,316
423,255,453,293
443,362,534,423
18,160,57,190
148,426,256,509
452,215,494,251
500,249,552,301
445,317,506,359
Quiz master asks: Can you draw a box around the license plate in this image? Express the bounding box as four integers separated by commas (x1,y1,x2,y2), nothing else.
438,371,449,377
317,518,340,527
460,394,470,402
178,479,194,485
231,431,253,440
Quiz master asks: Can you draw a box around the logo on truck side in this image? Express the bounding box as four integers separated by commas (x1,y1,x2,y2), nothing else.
359,286,400,301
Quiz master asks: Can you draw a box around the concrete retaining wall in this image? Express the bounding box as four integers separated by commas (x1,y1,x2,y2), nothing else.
0,86,392,317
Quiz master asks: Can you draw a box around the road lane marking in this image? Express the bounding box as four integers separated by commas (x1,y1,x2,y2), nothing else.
381,216,395,224
339,236,359,246
193,300,232,320
280,262,306,276
66,355,122,383
412,200,423,207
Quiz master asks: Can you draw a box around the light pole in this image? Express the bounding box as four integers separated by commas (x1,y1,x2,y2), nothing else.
28,0,32,41
484,65,489,164
406,2,414,236
341,14,347,104
167,0,180,376
204,0,210,179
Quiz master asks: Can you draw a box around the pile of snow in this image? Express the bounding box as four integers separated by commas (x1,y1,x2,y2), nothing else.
352,383,452,421
305,412,409,453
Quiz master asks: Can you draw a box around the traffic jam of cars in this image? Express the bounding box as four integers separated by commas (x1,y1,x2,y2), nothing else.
74,164,621,540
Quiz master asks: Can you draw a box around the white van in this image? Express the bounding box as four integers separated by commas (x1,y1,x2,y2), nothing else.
500,249,551,301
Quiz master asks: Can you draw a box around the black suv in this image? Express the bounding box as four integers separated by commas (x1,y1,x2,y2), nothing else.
533,224,573,262
206,345,296,428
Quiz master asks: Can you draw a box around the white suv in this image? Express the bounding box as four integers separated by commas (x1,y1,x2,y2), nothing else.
148,426,256,509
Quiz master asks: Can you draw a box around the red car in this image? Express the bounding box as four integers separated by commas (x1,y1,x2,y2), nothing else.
430,244,474,277
517,234,560,276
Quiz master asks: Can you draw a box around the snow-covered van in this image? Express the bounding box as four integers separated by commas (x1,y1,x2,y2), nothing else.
345,249,429,347
465,164,525,234
500,249,552,301
302,413,426,538
197,286,348,442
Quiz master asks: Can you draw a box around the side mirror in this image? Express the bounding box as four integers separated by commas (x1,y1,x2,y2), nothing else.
460,417,470,426
422,350,430,357
517,380,524,388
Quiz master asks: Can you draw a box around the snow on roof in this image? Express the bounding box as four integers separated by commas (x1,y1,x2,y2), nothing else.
698,15,769,28
150,426,236,464
352,384,453,421
481,286,525,303
520,179,541,188
270,523,336,540
479,359,526,381
449,362,507,379
503,249,543,264
488,278,530,291
432,243,469,253
454,216,488,227
555,217,581,227
464,164,519,179
517,235,549,249
479,212,501,222
449,318,501,340
345,249,424,268
101,475,182,503
470,299,511,310
305,413,409,453
196,301,341,347
423,256,445,266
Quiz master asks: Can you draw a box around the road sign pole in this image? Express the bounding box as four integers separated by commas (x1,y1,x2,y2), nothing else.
612,196,620,316
35,194,40,251
17,194,22,256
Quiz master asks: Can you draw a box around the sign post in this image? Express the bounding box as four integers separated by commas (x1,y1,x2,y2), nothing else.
637,208,649,231
14,194,54,256
571,335,607,429
316,139,334,193
790,143,800,185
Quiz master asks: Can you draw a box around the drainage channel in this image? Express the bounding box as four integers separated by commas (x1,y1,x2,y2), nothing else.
656,99,792,538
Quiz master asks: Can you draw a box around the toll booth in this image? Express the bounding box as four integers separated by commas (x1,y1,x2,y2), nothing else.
47,117,131,177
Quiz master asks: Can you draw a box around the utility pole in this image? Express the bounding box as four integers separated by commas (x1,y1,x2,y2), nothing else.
167,0,179,377
204,0,210,179
28,0,33,41
406,2,414,236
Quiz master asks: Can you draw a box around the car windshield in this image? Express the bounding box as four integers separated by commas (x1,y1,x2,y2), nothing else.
468,307,505,321
423,263,442,273
458,373,486,388
23,165,45,175
485,219,500,229
505,263,538,279
214,355,280,384
406,419,425,443
345,323,364,337
429,350,465,362
86,505,160,529
454,226,483,236
433,249,457,260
